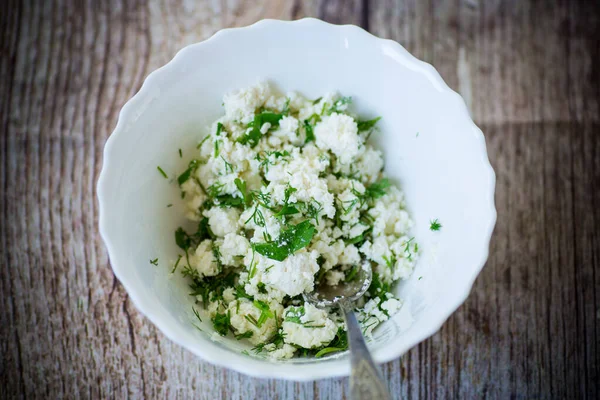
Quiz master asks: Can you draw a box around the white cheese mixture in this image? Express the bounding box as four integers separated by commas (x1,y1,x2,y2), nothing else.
170,82,418,359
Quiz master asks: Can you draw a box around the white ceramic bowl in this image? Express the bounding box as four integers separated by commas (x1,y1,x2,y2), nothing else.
97,18,496,381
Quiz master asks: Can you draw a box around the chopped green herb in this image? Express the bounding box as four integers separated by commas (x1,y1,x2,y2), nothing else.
344,227,371,246
207,182,224,198
149,258,158,266
177,159,201,185
357,116,381,131
234,178,252,207
235,331,254,340
214,194,244,208
257,282,268,294
248,250,257,279
171,255,182,274
251,342,266,354
215,122,224,136
197,134,210,149
368,272,391,301
241,350,250,356
418,276,423,280
238,112,284,147
273,204,299,219
305,200,323,225
221,156,234,174
212,310,231,336
157,166,168,179
284,306,305,324
253,220,316,261
327,96,352,114
192,306,202,323
304,119,315,143
214,139,221,157
188,270,237,307
174,218,212,252
234,285,252,299
253,300,274,327
314,327,348,357
244,314,260,328
282,97,291,115
345,266,359,282
212,244,223,272
430,219,442,231
178,148,183,158
382,254,397,271
365,178,391,200
245,204,266,227
167,203,173,208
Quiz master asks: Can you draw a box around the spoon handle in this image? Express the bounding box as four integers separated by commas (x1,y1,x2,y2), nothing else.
341,303,392,400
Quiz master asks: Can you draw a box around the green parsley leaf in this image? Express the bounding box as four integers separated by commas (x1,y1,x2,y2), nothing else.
238,112,284,147
253,220,316,261
156,166,168,179
430,219,442,231
357,116,381,131
273,204,300,219
178,148,183,158
149,258,158,266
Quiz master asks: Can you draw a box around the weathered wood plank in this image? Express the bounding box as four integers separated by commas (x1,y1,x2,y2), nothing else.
1,0,598,399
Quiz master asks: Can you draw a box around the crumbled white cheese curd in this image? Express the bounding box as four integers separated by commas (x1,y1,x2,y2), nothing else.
204,207,240,237
223,81,271,124
188,240,220,278
358,296,403,337
263,251,320,296
315,113,360,164
228,299,283,345
266,343,297,360
282,303,337,348
325,270,345,286
171,82,417,359
219,233,250,266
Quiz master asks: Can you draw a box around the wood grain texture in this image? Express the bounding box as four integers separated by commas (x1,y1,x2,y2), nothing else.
1,0,598,399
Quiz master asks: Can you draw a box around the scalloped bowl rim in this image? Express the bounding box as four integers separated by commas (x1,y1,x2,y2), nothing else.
97,18,496,381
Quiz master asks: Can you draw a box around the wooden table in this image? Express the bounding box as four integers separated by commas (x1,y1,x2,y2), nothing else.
1,0,598,398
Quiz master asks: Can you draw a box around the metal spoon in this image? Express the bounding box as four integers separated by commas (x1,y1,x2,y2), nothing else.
304,263,392,400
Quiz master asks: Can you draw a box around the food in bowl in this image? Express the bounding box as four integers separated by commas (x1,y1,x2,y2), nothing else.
168,82,418,359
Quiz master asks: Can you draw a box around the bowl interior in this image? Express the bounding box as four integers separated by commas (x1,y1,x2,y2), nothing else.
98,19,495,380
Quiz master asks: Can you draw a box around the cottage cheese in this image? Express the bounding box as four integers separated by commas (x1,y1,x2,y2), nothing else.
169,82,418,359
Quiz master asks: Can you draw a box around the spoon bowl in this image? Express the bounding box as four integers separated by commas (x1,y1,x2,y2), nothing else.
303,262,373,308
